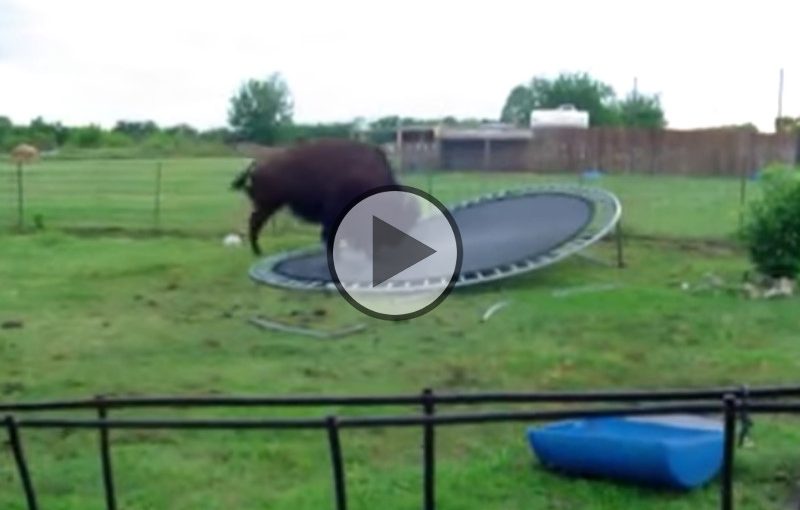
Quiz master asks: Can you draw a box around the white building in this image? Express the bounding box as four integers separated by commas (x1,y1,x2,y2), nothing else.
530,104,590,129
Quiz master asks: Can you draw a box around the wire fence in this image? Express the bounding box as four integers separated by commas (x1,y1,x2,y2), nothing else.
4,384,800,510
0,157,764,241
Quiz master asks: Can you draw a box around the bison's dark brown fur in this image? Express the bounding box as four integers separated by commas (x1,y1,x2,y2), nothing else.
231,138,404,256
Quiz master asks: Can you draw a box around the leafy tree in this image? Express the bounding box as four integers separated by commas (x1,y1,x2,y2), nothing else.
0,116,241,155
614,93,667,129
500,85,535,125
113,120,160,141
0,116,12,147
369,116,447,131
532,72,617,126
370,116,401,130
279,122,354,143
52,123,69,146
776,117,800,134
164,123,198,137
68,125,104,148
26,117,68,149
228,73,293,144
500,72,667,128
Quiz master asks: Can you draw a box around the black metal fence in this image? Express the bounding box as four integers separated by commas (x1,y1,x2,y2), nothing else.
0,158,556,237
1,157,764,241
4,384,800,510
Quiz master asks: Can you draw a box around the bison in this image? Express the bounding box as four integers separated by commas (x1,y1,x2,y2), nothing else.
231,138,417,257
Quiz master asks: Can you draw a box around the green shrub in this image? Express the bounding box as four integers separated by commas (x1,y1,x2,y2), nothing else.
741,165,800,278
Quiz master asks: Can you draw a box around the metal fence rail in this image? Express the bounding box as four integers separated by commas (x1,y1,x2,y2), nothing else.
1,159,763,241
4,384,800,510
0,159,531,235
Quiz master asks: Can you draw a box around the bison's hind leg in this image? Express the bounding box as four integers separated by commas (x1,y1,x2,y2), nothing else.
320,221,334,246
248,206,279,256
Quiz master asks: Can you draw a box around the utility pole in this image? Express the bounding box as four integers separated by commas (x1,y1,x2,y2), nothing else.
633,77,638,99
778,68,784,120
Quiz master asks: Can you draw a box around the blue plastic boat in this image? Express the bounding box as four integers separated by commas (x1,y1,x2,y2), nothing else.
526,414,724,490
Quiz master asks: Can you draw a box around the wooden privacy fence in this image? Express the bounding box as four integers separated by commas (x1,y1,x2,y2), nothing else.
400,128,799,177
3,384,800,510
523,128,797,176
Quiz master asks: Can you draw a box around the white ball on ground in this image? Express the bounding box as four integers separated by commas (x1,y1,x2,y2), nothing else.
223,233,243,247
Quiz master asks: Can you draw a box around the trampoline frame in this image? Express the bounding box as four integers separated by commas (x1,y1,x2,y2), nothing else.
248,183,623,293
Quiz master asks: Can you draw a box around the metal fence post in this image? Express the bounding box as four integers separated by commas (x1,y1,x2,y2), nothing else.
16,162,25,231
5,416,39,510
422,388,436,510
615,221,625,269
326,416,347,510
721,394,737,510
96,397,117,510
153,161,163,231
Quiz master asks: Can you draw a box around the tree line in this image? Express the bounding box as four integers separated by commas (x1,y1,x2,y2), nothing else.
11,70,791,158
0,116,235,156
223,71,671,147
0,115,368,158
225,73,507,146
500,72,665,128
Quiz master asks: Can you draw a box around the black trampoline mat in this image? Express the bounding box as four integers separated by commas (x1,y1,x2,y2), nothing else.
272,193,594,282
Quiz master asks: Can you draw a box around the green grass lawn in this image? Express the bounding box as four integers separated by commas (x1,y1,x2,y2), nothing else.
0,158,797,510
1,157,761,240
2,232,800,509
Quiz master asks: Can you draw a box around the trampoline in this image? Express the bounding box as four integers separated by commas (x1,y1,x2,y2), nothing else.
249,184,622,293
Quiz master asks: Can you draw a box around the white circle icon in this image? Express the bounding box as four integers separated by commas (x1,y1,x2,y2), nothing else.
327,186,462,320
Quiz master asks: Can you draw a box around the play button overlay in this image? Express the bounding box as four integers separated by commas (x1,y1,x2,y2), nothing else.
372,216,437,286
327,185,462,320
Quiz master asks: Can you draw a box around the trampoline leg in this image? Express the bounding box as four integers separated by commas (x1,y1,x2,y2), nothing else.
614,222,625,269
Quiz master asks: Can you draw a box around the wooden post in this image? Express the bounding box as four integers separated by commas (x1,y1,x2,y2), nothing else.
16,162,24,231
396,119,404,174
434,136,443,171
795,133,800,166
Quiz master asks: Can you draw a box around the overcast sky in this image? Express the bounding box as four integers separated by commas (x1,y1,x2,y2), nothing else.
0,0,796,131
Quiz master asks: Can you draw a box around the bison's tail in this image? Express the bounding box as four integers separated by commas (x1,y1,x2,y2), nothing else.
230,160,256,191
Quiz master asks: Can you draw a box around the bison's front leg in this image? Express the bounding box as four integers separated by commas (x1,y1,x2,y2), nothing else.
248,208,272,256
